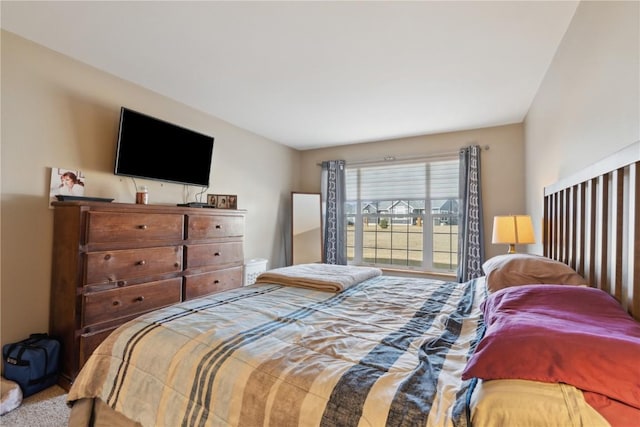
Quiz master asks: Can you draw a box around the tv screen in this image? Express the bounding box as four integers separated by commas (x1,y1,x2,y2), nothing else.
114,107,214,187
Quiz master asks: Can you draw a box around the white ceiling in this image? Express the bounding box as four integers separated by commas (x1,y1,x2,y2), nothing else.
1,1,579,150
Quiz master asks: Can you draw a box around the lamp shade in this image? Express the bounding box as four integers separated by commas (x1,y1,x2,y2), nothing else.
492,215,535,253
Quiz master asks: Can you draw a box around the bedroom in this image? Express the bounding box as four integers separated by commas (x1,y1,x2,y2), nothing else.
0,1,638,425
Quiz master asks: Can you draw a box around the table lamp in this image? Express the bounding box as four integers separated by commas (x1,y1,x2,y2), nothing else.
492,215,535,254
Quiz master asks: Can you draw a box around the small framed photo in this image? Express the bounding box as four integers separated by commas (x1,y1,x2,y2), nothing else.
217,195,227,209
49,167,86,206
227,195,237,209
206,194,238,209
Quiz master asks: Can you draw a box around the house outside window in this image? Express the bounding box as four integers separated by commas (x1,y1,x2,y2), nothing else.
345,158,459,273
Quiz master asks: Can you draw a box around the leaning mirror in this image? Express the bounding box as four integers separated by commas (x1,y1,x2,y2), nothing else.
291,192,322,265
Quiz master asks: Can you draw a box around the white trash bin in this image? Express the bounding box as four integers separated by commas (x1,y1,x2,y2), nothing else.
243,258,268,286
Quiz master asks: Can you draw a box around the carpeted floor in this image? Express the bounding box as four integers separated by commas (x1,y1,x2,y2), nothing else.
1,385,70,427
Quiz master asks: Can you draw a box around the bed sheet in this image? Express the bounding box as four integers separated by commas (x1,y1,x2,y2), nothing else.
469,379,609,427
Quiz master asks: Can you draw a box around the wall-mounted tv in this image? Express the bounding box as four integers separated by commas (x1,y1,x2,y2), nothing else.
114,107,214,187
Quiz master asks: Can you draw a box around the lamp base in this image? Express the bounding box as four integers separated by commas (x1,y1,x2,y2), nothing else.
507,244,516,254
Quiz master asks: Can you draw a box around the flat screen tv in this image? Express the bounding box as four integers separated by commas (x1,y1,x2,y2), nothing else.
114,107,214,187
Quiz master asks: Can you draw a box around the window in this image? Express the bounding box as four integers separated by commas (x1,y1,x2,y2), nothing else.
345,158,459,273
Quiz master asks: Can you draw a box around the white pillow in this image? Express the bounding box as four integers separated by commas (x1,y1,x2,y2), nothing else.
482,254,588,293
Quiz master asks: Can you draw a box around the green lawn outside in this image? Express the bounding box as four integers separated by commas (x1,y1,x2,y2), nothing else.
347,223,458,269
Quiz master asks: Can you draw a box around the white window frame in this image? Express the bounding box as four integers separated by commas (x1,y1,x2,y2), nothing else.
345,156,460,273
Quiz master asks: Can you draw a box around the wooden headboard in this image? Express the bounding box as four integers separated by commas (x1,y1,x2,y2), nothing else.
543,141,639,321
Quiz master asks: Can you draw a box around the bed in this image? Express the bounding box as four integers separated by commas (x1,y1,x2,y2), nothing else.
67,142,640,427
67,265,486,427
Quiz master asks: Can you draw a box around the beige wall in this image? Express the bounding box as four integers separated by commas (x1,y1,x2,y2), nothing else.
299,123,527,261
0,31,299,346
524,0,640,254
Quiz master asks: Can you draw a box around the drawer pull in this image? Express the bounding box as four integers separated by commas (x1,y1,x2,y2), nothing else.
136,260,147,266
214,252,221,256
214,280,220,284
215,225,222,229
104,254,111,260
135,296,145,302
138,225,148,230
112,300,120,306
117,280,126,287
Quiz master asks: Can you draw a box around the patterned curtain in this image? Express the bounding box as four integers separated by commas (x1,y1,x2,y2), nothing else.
457,145,485,282
321,160,347,265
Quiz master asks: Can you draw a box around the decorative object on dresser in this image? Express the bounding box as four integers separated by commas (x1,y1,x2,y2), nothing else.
207,194,237,209
50,201,245,390
48,167,86,207
54,195,114,203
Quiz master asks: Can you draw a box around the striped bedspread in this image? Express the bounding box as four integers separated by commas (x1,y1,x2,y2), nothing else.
68,275,486,427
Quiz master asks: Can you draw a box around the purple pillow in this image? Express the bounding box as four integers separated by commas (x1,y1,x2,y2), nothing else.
462,284,640,409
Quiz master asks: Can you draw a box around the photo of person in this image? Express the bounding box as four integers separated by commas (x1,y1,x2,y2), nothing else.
58,171,85,196
206,194,237,209
50,167,85,204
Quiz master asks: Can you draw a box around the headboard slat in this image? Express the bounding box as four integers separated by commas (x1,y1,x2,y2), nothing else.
632,162,640,318
613,168,624,302
577,182,586,276
543,141,639,321
588,178,597,286
570,184,578,270
561,190,566,263
600,173,610,295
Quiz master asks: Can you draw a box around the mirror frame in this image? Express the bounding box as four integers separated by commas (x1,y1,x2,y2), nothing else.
291,192,323,265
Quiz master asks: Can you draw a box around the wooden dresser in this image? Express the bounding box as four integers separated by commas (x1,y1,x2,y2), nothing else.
50,201,245,389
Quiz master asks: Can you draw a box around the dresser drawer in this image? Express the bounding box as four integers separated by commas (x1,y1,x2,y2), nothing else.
79,327,117,367
185,242,243,269
184,267,242,300
85,246,183,285
83,278,182,326
186,214,244,240
86,211,184,244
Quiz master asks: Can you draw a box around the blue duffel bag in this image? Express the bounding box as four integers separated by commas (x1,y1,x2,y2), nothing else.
2,333,60,397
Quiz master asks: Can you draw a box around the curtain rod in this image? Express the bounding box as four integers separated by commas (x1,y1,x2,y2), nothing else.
316,144,489,167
